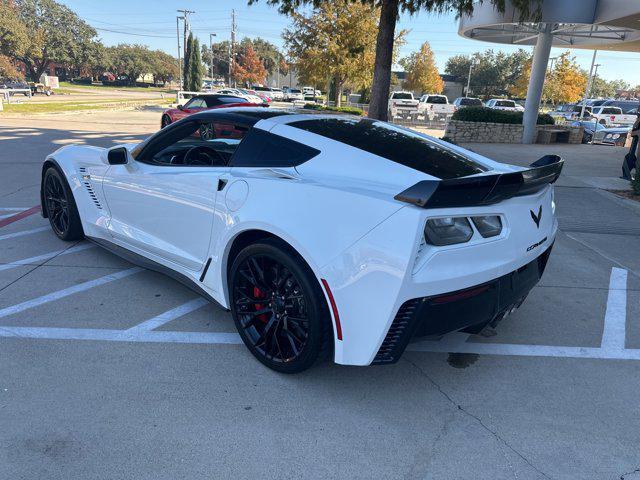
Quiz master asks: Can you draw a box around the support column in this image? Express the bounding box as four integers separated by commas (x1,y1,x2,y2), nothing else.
522,24,553,144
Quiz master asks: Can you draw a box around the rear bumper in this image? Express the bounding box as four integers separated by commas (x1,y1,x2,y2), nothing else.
372,243,553,364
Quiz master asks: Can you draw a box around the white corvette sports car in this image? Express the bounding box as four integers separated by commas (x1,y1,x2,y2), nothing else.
41,108,563,372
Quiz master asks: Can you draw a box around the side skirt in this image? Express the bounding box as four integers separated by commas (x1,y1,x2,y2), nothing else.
86,236,228,311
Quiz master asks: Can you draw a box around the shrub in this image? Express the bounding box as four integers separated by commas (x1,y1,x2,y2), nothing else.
452,107,554,125
302,103,364,116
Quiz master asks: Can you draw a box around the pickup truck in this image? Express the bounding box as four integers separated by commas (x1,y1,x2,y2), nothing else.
591,106,637,127
388,91,419,119
417,94,455,120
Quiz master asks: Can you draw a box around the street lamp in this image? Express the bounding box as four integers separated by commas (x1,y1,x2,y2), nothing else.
209,33,217,82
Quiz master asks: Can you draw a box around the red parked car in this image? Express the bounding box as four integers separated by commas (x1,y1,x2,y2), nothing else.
161,94,259,128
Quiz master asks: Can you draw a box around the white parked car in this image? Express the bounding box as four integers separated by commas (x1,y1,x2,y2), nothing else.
591,106,637,127
216,88,263,104
485,99,524,112
388,91,419,119
285,88,304,102
417,94,455,120
40,108,562,372
269,87,284,101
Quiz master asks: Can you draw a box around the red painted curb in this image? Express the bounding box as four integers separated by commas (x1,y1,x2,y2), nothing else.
0,205,41,228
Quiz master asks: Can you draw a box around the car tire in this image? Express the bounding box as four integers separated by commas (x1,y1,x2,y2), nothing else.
42,167,84,241
161,115,172,128
229,238,333,373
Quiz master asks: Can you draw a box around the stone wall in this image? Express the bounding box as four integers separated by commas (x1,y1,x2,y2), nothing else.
444,120,583,144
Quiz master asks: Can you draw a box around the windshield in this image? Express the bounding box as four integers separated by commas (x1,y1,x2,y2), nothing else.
290,118,487,179
496,100,515,107
459,98,482,106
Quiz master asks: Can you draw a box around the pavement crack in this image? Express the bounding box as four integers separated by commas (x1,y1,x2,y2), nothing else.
621,467,640,479
0,183,38,198
403,356,554,480
0,240,83,294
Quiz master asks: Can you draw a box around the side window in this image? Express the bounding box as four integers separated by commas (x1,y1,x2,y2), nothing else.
187,98,206,109
230,128,320,168
140,120,249,166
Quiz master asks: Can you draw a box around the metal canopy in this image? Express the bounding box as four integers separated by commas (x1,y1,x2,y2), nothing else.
459,0,640,52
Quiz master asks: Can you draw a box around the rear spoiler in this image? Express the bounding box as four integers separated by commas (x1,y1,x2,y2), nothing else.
394,155,563,208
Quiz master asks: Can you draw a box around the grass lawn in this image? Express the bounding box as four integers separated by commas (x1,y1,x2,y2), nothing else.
58,81,175,93
1,98,173,114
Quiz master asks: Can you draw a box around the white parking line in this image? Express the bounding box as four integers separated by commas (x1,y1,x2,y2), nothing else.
0,326,242,345
0,243,95,272
125,298,209,334
0,226,50,241
0,267,142,319
600,267,628,351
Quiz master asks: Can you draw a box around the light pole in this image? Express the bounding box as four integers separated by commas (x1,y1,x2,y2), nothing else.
209,33,217,82
176,16,184,90
579,50,598,120
465,59,475,97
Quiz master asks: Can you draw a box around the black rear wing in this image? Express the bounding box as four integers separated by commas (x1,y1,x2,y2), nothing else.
394,155,563,208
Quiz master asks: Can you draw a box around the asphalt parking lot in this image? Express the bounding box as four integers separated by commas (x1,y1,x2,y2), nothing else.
1,111,640,480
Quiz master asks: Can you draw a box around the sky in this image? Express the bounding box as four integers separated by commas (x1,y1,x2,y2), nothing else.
59,0,640,84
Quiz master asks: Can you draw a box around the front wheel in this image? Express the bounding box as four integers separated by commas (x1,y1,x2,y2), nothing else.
229,239,332,373
161,115,172,128
43,167,84,241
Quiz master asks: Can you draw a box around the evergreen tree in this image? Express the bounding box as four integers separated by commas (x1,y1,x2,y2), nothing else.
183,32,193,89
187,37,203,91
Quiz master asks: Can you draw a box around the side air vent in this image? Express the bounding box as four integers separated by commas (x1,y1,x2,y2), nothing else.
78,167,103,210
372,299,421,364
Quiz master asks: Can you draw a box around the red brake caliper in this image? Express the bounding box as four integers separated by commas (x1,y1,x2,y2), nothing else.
253,287,269,323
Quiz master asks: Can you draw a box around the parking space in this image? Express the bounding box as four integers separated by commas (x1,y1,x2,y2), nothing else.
1,114,640,479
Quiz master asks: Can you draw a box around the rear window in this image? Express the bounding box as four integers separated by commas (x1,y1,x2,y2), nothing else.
205,96,246,107
290,118,487,179
230,128,319,168
459,98,482,106
496,100,515,107
392,92,413,100
426,96,447,104
290,89,302,93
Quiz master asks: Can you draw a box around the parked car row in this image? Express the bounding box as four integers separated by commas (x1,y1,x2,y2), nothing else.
551,99,638,126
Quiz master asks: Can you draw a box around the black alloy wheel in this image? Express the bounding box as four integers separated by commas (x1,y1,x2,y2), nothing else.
229,239,332,373
43,167,84,241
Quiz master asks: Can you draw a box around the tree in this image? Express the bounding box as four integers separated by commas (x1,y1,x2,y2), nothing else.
254,0,540,120
509,51,587,105
590,76,632,99
0,1,27,58
151,50,179,86
446,49,530,97
201,40,231,80
232,45,267,86
186,36,203,91
283,1,381,106
14,0,97,80
0,54,22,79
110,44,152,85
183,32,193,89
400,41,443,93
202,38,285,84
543,52,586,104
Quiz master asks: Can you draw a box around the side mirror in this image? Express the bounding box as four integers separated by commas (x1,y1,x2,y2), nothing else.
107,147,128,165
178,104,185,111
